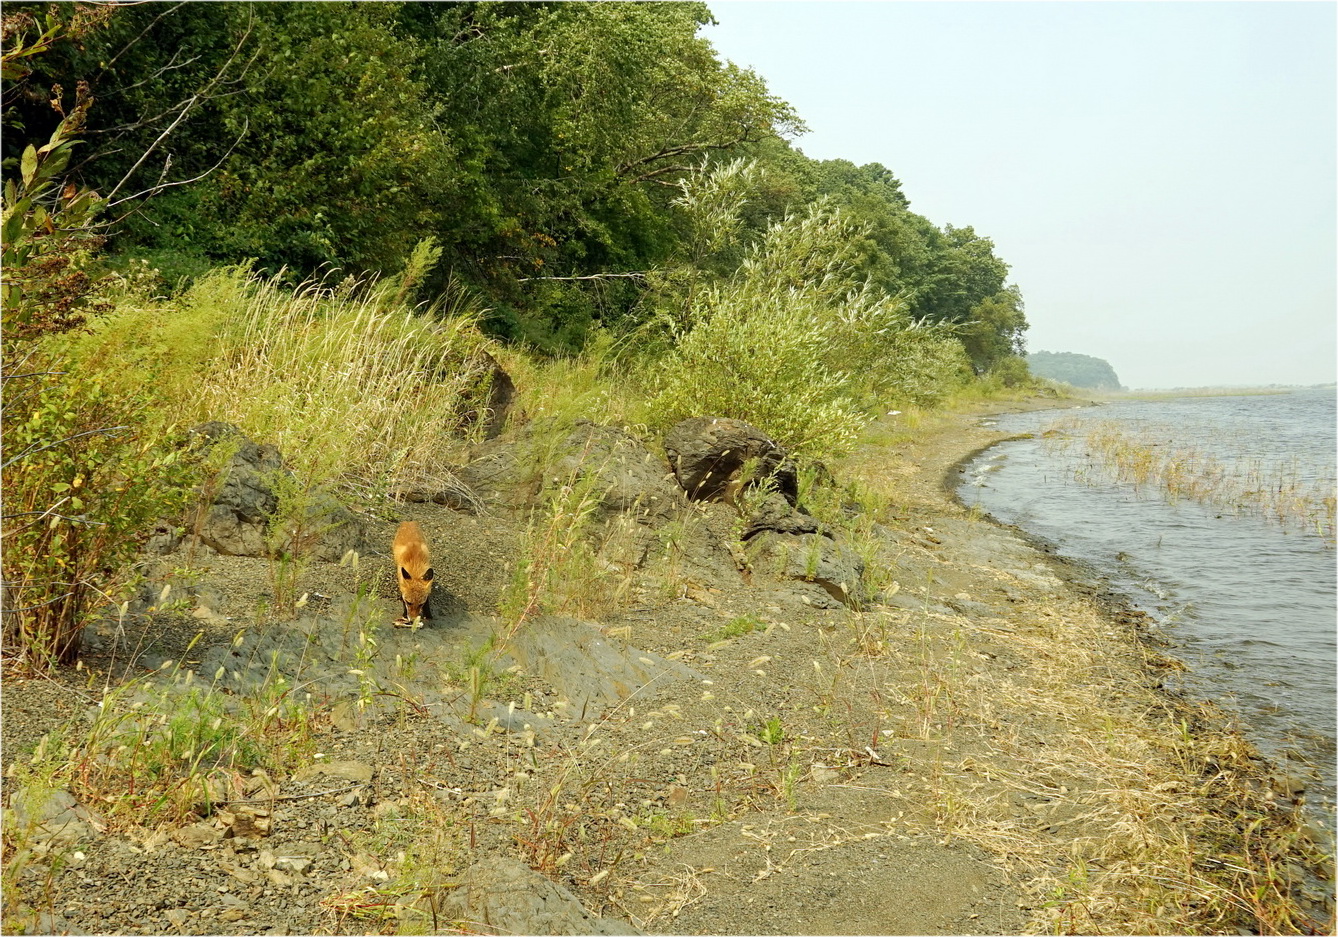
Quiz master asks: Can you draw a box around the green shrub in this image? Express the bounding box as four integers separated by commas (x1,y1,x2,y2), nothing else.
1,367,195,668
646,174,969,460
650,282,865,459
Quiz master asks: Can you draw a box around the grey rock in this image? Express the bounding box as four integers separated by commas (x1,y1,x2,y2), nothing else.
508,616,701,716
753,531,867,607
294,760,374,784
408,856,640,935
172,822,224,848
4,909,85,935
461,420,685,526
144,521,184,555
185,422,367,561
1269,771,1310,798
6,787,98,846
664,417,798,504
457,436,528,508
741,491,824,539
459,350,517,440
271,855,313,875
946,596,998,618
554,421,686,524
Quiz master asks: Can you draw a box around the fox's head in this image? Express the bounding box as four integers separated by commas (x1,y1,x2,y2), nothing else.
399,566,434,619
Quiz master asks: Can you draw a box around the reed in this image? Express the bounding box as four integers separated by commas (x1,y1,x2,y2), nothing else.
1044,418,1337,543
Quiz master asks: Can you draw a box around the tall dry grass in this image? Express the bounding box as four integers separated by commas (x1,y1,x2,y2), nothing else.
1044,417,1337,543
60,266,498,495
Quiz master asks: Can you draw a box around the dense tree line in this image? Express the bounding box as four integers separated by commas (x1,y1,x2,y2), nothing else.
1027,351,1123,391
2,1,1027,368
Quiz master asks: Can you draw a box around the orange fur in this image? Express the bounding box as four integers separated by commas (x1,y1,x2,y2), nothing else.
392,522,434,621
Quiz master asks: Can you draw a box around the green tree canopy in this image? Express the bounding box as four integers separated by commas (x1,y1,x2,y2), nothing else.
1,1,1031,362
1027,351,1123,390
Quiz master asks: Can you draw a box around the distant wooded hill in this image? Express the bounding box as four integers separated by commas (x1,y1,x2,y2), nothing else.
1027,351,1123,390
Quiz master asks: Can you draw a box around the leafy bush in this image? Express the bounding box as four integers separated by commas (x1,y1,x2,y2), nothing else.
651,282,865,459
1,71,109,343
648,188,969,459
1,367,194,668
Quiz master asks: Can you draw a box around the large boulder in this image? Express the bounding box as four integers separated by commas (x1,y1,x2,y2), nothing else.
663,417,798,504
664,417,834,543
186,422,367,561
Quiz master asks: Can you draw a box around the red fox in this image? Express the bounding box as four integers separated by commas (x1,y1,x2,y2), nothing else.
392,521,434,626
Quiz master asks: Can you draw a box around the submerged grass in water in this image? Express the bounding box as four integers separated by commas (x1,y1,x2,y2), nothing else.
1043,418,1337,544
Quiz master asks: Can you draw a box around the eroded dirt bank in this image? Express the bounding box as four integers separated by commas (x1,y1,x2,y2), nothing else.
4,398,1331,936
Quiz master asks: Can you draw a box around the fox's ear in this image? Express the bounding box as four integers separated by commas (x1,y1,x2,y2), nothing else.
423,567,435,582
400,567,411,580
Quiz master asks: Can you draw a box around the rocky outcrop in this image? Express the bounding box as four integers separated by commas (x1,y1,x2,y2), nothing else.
551,422,686,523
740,491,824,539
663,416,832,538
660,417,870,605
460,350,516,440
185,422,367,561
663,417,798,504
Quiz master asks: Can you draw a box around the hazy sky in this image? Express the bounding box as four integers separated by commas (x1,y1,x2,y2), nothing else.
705,2,1337,389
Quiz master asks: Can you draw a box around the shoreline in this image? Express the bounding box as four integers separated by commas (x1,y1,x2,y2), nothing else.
916,395,1335,930
3,391,1332,936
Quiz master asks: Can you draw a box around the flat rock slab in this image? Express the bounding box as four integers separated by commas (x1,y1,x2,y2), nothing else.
409,856,640,935
627,802,1022,936
509,616,703,716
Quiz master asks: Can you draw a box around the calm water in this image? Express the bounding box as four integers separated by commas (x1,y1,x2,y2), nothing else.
958,388,1337,828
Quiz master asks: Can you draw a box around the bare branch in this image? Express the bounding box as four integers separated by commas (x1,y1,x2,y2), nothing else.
2,511,105,526
1,371,69,381
2,590,78,614
105,116,247,210
102,13,256,203
617,138,745,185
100,2,188,75
517,272,648,284
107,49,201,98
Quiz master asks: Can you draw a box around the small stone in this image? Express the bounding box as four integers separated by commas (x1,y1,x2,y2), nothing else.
172,822,224,848
1269,772,1308,798
329,701,359,732
265,869,293,887
165,908,190,930
217,806,271,839
294,760,373,784
273,855,313,874
811,765,840,784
